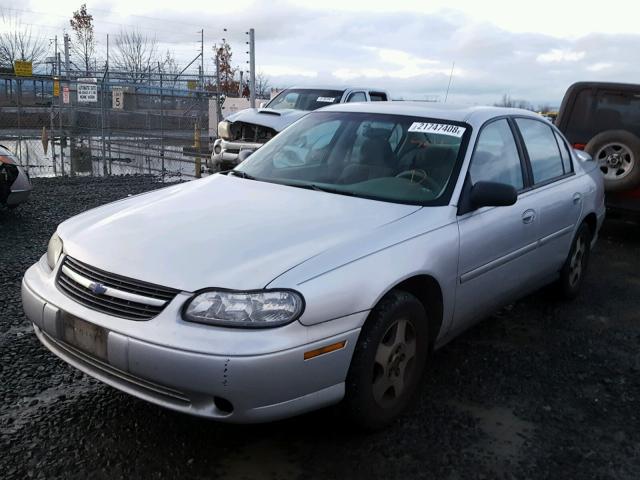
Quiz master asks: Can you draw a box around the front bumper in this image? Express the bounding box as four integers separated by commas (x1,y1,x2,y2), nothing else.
209,138,265,170
22,258,363,422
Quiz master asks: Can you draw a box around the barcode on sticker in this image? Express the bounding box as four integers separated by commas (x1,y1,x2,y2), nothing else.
408,122,466,138
317,97,335,103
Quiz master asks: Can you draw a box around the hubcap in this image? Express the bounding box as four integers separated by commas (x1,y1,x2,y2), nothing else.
569,235,585,287
372,318,417,409
596,143,635,181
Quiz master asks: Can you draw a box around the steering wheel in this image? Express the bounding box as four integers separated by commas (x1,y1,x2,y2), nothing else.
395,169,441,192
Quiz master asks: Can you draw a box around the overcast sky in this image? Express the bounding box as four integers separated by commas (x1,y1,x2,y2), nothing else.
3,0,640,106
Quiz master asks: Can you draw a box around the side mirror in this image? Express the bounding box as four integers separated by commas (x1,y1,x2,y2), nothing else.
470,181,517,209
237,149,254,162
573,149,592,162
259,102,266,108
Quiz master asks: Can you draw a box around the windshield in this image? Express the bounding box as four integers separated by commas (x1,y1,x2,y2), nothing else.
234,112,470,205
265,89,345,111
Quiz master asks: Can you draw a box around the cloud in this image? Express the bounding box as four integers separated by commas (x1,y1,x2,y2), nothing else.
18,0,640,105
537,49,586,63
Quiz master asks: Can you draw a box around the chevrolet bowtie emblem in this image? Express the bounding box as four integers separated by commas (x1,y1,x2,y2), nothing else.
89,282,107,295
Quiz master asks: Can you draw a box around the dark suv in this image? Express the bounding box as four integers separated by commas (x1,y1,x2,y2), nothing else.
556,82,640,211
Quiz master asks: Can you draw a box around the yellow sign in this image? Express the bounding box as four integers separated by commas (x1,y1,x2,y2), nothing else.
53,79,60,97
187,80,197,90
14,60,32,77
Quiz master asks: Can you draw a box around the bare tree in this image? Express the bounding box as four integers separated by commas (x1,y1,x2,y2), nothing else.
158,50,179,76
112,29,158,83
0,12,47,68
255,72,271,99
495,93,533,111
69,4,95,75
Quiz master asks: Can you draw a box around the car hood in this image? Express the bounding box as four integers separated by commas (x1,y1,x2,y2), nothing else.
226,108,309,132
58,175,421,292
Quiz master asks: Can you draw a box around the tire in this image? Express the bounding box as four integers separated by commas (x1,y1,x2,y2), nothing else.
585,130,640,192
556,223,592,300
344,289,429,430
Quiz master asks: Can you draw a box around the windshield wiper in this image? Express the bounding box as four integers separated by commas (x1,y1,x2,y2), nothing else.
225,170,257,180
286,183,356,197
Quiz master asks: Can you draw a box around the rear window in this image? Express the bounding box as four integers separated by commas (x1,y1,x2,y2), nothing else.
563,87,640,142
266,89,344,111
516,118,565,184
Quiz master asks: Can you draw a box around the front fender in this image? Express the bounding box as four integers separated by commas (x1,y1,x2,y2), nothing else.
267,209,460,339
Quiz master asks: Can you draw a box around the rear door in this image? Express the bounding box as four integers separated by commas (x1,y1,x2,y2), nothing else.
513,118,583,276
455,118,541,328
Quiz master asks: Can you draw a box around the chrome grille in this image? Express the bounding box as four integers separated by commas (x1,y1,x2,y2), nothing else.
56,256,179,320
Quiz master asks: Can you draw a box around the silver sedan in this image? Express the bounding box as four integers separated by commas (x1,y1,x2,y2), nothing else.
22,103,605,429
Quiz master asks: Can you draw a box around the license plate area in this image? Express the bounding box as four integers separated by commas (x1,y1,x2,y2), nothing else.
62,313,108,361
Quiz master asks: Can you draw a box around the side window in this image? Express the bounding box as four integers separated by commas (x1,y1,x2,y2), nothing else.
369,92,388,101
554,131,573,174
596,91,640,138
469,119,524,190
564,89,596,143
347,92,367,103
516,118,565,183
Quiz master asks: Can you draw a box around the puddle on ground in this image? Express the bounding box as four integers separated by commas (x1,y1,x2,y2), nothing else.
217,439,302,480
452,402,535,473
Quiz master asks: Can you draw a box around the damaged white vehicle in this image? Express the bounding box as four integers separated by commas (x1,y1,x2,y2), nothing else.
209,87,390,171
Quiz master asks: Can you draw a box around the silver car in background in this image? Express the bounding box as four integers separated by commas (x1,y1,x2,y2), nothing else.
22,103,604,429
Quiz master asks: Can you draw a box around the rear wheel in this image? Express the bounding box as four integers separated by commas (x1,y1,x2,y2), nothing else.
556,223,592,299
344,290,429,430
585,130,640,192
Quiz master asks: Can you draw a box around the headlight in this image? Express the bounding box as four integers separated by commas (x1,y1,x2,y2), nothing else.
46,232,63,270
183,289,304,328
218,121,232,140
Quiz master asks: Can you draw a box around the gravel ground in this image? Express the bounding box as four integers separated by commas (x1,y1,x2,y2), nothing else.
1,175,639,480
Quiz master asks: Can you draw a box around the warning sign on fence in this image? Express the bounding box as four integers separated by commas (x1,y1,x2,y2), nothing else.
14,60,32,77
77,78,97,102
62,86,70,104
53,79,60,97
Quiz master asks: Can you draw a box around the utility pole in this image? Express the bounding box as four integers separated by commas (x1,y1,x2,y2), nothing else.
248,28,256,108
239,70,243,97
50,35,58,174
215,53,222,123
57,50,64,175
200,29,204,90
63,34,71,79
63,33,74,175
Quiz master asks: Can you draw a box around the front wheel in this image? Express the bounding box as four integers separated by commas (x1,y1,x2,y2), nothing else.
556,223,592,299
344,290,429,430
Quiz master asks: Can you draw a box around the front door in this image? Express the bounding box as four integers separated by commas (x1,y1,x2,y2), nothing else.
455,118,540,328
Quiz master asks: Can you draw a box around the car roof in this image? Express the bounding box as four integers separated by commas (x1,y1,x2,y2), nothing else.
283,86,387,92
317,101,542,125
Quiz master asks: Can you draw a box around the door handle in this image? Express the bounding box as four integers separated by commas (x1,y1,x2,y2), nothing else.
522,209,536,224
573,193,582,204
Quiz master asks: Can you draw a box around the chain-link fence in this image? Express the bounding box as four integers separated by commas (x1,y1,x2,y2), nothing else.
0,71,216,180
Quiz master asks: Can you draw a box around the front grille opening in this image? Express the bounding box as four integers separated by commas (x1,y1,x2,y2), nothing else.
56,256,179,320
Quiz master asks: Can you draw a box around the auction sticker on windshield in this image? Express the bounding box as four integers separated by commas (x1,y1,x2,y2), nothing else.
317,97,335,103
408,122,466,138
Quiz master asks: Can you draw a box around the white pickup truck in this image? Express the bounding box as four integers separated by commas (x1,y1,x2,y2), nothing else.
209,86,390,171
